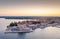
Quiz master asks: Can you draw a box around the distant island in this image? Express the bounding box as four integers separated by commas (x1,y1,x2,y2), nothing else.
0,16,60,19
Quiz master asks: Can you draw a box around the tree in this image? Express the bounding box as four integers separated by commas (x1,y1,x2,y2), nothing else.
9,22,17,27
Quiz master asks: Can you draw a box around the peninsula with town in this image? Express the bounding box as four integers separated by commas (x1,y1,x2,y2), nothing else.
5,17,60,33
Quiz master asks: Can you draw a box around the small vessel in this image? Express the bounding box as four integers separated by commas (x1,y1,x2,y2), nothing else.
5,26,33,33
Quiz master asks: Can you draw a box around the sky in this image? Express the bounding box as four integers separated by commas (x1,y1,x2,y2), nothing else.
0,0,60,16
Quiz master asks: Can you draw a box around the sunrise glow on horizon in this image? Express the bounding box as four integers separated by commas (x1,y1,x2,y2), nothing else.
0,0,60,16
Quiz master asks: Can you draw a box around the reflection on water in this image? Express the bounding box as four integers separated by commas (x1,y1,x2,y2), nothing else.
0,18,60,39
17,33,26,39
44,27,60,39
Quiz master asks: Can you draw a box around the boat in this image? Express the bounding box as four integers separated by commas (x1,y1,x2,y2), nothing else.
5,26,33,33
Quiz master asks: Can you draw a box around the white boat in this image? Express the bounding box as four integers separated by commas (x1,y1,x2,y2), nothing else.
5,26,33,33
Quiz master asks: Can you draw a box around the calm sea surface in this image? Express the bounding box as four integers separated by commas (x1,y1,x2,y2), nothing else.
0,18,60,39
